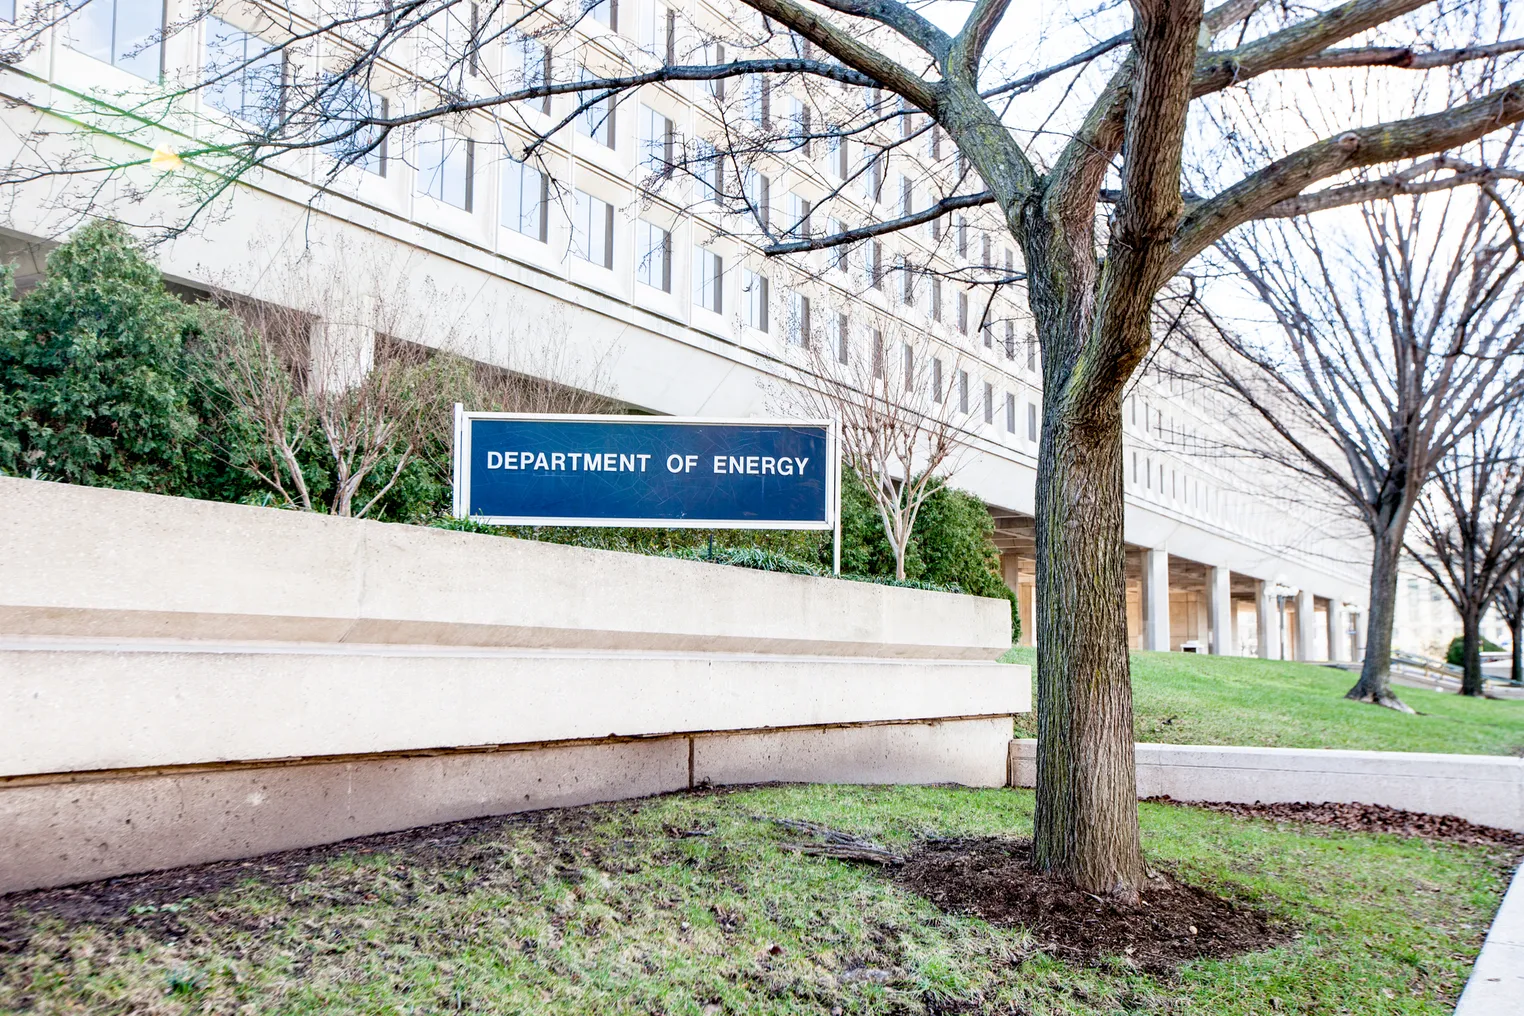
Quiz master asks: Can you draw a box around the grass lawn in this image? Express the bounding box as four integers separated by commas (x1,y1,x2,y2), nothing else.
1004,647,1524,756
0,784,1512,1015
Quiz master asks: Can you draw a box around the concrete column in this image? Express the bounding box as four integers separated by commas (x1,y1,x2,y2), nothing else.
1144,549,1171,651
1328,604,1346,663
310,321,376,392
1295,589,1316,661
1355,610,1368,662
1256,580,1282,660
1208,566,1233,655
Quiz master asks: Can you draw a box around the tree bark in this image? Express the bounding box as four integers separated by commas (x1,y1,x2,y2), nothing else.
1032,382,1143,898
1345,509,1413,711
1461,607,1486,697
1511,608,1522,686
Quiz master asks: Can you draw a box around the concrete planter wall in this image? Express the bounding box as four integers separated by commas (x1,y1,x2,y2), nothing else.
1009,740,1524,832
0,478,1026,893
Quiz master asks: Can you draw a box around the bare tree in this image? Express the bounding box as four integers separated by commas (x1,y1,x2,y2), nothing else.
1496,568,1524,685
1407,408,1524,696
9,0,1524,894
775,310,964,580
1184,193,1524,709
205,296,458,517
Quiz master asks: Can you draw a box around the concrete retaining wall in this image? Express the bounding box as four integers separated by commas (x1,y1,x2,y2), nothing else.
1009,740,1524,832
0,478,1026,893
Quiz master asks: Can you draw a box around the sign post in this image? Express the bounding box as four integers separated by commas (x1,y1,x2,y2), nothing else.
453,412,838,557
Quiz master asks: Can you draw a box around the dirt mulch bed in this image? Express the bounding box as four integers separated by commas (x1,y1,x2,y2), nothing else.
894,837,1284,973
1146,797,1524,848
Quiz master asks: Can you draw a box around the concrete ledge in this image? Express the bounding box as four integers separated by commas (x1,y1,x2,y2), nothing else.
0,477,1009,659
1457,863,1524,1016
1,639,1024,776
1008,740,1524,832
0,718,1009,894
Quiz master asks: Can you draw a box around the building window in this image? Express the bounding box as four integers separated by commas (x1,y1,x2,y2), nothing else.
635,220,672,292
931,358,943,403
416,126,473,209
868,241,883,290
1027,341,1037,372
1131,452,1138,484
959,370,969,414
504,35,552,114
638,0,670,55
872,329,884,378
931,278,942,323
902,344,913,391
320,79,388,175
572,189,615,268
694,247,723,313
501,157,547,240
983,382,994,424
1027,402,1038,442
67,0,163,78
203,19,283,127
1005,392,1015,433
861,152,882,202
742,270,769,331
1004,320,1015,360
787,291,811,347
957,292,969,334
744,170,771,231
900,258,915,306
900,175,913,217
982,235,992,268
638,104,674,173
786,192,812,238
836,313,849,364
694,140,723,201
576,71,616,147
982,321,993,349
956,215,967,257
589,0,618,31
0,0,14,21
746,75,771,125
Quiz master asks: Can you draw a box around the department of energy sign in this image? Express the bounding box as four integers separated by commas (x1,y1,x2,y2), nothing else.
452,410,838,529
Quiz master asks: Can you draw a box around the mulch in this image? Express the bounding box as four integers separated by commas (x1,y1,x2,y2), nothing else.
894,837,1284,973
1145,797,1524,848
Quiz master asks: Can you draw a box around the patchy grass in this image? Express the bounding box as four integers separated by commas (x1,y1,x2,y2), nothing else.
1004,647,1524,756
0,785,1511,1015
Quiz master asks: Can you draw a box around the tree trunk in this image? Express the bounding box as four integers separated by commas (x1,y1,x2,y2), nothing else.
1345,517,1413,711
1461,608,1486,697
1032,389,1144,898
1511,608,1522,686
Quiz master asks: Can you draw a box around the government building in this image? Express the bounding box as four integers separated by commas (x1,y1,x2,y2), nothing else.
0,0,1377,661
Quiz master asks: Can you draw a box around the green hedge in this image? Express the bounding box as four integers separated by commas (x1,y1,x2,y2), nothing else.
1445,634,1504,666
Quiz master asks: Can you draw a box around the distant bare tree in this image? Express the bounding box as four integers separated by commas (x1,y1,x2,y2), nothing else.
1496,569,1524,686
1186,193,1524,710
776,311,963,580
1407,408,1524,696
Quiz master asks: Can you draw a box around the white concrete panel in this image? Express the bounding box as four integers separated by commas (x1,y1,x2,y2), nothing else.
694,717,1012,788
0,738,691,893
1456,865,1524,1016
0,477,1010,660
1008,740,1524,831
0,640,1030,775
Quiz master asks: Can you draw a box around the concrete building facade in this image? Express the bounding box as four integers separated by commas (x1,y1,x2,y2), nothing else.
0,0,1373,659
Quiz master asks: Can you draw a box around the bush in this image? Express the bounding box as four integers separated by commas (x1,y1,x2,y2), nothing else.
835,469,1021,642
0,223,198,491
1446,634,1504,666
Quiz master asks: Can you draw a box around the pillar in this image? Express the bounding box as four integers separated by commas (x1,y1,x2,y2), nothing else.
310,320,376,392
1144,549,1171,651
1355,610,1368,662
1208,566,1233,655
1295,588,1317,661
1328,603,1346,663
1256,580,1281,660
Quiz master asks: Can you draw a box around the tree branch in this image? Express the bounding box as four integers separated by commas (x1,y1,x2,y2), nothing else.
1170,80,1524,272
952,0,1015,78
761,191,995,255
1281,38,1524,70
738,0,938,110
804,0,952,62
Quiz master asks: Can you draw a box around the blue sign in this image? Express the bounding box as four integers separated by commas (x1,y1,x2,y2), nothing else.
453,412,837,529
